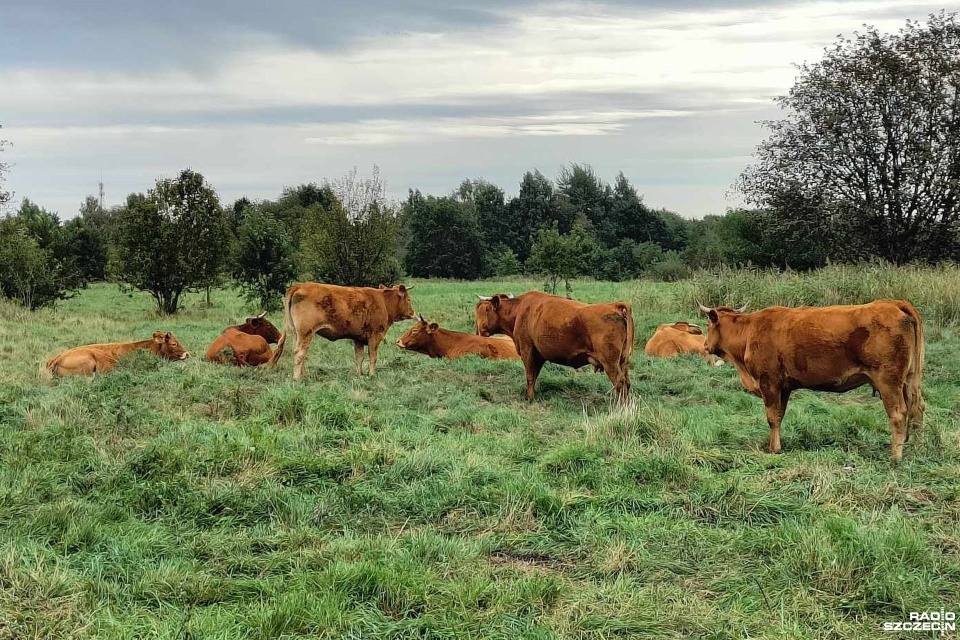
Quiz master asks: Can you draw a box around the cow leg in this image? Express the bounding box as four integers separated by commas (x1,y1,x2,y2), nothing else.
293,332,313,381
877,382,909,463
760,386,790,454
353,340,365,376
367,335,383,377
601,358,630,405
521,351,545,401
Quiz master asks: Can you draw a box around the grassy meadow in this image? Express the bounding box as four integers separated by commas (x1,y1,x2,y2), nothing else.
1,272,959,639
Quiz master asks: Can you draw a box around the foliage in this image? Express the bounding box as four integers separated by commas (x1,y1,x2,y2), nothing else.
112,170,230,314
233,207,297,310
682,262,960,327
528,222,595,295
404,192,485,279
488,245,523,277
300,167,401,287
738,12,960,264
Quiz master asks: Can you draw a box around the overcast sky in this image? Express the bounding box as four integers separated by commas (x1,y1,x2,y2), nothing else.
0,0,948,218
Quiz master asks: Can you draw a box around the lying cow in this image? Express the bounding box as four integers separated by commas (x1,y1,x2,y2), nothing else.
205,312,286,367
397,315,519,360
46,331,189,376
475,292,634,403
645,321,721,366
282,282,415,379
699,300,925,462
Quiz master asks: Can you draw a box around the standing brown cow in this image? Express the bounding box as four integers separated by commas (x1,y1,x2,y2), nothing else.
475,292,634,403
46,331,189,376
205,312,286,367
396,315,519,360
282,282,415,379
699,300,925,462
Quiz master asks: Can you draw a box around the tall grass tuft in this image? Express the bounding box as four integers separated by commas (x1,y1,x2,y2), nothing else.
678,262,960,327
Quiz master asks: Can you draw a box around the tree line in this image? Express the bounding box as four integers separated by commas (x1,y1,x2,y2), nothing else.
1,12,957,313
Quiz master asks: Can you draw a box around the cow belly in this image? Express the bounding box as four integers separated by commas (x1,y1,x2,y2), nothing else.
801,373,872,394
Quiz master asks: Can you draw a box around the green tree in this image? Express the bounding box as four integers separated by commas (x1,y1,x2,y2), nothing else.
233,207,297,310
404,193,485,279
112,170,229,314
300,167,401,287
0,129,10,210
738,12,960,264
528,222,595,296
506,170,570,262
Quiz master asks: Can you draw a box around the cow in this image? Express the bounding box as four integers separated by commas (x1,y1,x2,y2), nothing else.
645,321,721,366
475,291,634,403
698,300,925,462
205,312,286,367
46,331,189,377
282,282,415,379
396,315,520,360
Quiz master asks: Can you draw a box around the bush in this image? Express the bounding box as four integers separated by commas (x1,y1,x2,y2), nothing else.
647,252,691,282
488,245,523,277
680,262,960,327
233,208,297,310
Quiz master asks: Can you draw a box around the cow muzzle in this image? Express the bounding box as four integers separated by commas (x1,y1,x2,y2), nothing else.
396,339,405,348
180,352,190,360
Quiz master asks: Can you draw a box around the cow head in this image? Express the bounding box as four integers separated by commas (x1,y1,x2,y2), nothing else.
698,303,747,358
240,311,282,344
380,284,416,321
671,321,703,335
152,331,189,360
474,293,514,336
396,314,438,351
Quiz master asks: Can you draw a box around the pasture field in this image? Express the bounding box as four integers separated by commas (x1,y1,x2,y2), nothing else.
2,274,959,639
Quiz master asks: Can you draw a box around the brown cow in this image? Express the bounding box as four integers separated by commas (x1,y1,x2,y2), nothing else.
475,292,634,403
46,331,189,376
205,312,286,367
698,300,925,462
282,282,415,379
396,315,519,360
645,321,721,366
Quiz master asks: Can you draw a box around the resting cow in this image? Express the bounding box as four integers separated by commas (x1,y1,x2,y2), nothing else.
205,312,286,367
46,331,189,376
645,321,721,366
397,315,519,360
282,282,415,379
699,300,925,462
475,292,634,403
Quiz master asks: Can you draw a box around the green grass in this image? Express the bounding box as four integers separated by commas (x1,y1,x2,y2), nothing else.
1,276,959,639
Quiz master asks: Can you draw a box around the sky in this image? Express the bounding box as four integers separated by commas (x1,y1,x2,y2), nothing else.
0,0,949,219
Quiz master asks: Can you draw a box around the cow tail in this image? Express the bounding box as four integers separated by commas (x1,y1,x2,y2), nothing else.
617,302,634,377
41,357,57,380
273,285,298,368
899,301,925,419
264,333,286,369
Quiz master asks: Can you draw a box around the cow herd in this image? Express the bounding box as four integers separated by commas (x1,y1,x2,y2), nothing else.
44,283,927,462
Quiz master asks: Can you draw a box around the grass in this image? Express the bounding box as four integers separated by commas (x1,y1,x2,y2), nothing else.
1,275,958,639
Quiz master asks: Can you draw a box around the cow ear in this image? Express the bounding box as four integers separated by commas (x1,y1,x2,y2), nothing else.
427,322,439,333
379,284,387,289
707,309,719,324
250,317,261,327
490,296,501,310
153,331,164,343
164,332,173,341
398,284,407,293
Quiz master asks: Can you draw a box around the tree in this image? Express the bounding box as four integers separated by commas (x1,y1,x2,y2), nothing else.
738,12,960,264
233,207,297,310
0,201,81,309
112,170,230,314
528,222,595,296
300,167,401,287
404,193,485,279
506,171,570,262
0,128,10,211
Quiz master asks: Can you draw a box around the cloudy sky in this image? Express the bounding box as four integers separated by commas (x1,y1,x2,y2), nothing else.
0,0,948,218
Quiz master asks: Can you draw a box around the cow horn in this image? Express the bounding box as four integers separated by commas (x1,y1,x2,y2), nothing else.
736,303,748,313
477,295,492,301
257,311,267,319
405,285,415,291
506,293,515,299
418,313,425,322
697,302,712,314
